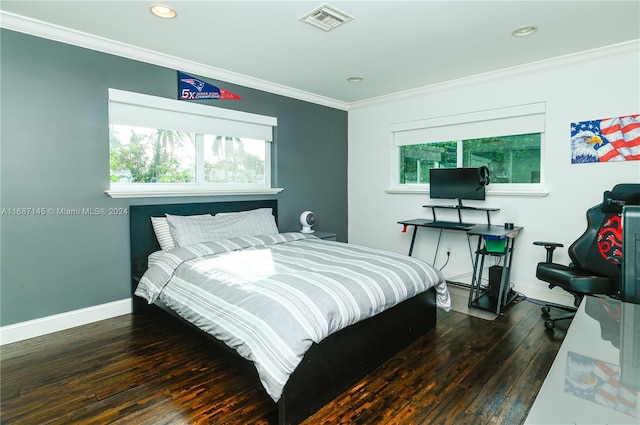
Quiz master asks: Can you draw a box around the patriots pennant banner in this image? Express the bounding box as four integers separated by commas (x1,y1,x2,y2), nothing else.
571,114,640,163
178,71,242,101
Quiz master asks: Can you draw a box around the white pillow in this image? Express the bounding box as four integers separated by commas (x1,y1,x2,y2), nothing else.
166,208,278,247
215,208,279,235
151,214,211,250
150,216,176,250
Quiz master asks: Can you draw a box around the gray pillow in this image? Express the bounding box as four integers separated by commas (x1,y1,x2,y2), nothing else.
151,214,211,250
166,208,278,247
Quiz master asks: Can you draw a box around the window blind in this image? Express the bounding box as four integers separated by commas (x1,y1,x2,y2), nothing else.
392,102,545,146
108,89,277,141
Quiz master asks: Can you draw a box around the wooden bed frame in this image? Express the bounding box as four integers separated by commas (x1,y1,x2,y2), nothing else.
130,199,437,425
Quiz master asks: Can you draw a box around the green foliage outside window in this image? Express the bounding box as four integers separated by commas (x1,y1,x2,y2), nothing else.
109,126,194,183
203,135,265,184
109,125,266,185
400,133,541,184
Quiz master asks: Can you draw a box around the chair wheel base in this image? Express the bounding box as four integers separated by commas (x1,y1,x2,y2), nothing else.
542,306,550,315
544,319,554,330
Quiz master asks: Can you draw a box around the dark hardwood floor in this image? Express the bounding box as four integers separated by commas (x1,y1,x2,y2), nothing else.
1,296,568,424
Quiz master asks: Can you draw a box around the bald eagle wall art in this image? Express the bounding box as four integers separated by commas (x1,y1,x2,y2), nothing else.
570,114,640,164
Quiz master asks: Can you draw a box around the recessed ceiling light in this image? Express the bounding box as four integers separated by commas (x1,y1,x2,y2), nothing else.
150,4,177,19
512,25,537,37
347,76,364,83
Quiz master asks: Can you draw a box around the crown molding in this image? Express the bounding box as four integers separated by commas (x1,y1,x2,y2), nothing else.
350,39,640,109
0,11,350,111
3,10,637,112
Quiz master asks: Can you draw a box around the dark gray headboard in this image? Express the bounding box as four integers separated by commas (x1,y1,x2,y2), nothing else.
129,199,278,311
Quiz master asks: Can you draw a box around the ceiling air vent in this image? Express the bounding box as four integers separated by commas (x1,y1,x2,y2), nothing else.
301,4,353,32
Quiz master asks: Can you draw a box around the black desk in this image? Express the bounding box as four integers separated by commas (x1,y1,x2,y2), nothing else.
467,225,523,314
398,219,523,314
398,218,471,257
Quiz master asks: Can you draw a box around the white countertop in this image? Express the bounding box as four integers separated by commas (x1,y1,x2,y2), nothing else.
525,297,639,424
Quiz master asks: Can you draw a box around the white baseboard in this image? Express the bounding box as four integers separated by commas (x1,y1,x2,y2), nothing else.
511,281,574,307
0,298,132,346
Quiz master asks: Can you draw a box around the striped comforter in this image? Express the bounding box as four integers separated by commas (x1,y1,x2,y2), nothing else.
135,233,450,402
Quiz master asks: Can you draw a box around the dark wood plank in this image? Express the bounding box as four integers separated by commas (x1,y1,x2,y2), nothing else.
0,297,567,425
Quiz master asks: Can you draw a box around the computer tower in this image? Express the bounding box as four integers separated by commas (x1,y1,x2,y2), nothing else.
622,205,640,304
489,265,503,299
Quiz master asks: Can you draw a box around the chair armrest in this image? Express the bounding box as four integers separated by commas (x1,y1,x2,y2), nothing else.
533,241,563,248
533,241,564,263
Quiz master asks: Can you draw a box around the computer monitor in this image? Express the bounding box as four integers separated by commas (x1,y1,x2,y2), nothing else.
621,205,640,304
429,167,486,207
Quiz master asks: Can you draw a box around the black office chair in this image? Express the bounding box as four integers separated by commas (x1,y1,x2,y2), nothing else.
533,183,640,330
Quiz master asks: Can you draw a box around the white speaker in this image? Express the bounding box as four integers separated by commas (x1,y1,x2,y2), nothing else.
300,211,316,233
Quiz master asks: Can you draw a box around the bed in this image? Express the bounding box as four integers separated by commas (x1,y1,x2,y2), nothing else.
130,199,450,424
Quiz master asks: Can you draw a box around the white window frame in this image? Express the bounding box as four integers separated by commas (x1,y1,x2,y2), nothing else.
389,102,548,197
106,89,282,198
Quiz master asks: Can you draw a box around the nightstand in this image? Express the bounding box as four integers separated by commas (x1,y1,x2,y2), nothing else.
312,231,337,241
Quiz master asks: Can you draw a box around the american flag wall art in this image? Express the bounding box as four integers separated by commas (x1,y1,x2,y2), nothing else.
570,114,640,163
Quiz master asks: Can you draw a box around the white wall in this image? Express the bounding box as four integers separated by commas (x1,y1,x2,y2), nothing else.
348,41,640,306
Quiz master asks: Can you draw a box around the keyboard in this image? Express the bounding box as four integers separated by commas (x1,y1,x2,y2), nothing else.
425,221,475,229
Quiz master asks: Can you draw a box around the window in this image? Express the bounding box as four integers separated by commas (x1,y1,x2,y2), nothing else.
400,134,541,184
107,89,281,198
392,103,545,193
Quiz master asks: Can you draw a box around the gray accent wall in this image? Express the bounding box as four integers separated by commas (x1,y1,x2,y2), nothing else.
0,29,348,326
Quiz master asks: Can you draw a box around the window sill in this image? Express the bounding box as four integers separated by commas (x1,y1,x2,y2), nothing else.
106,187,284,199
385,186,549,197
